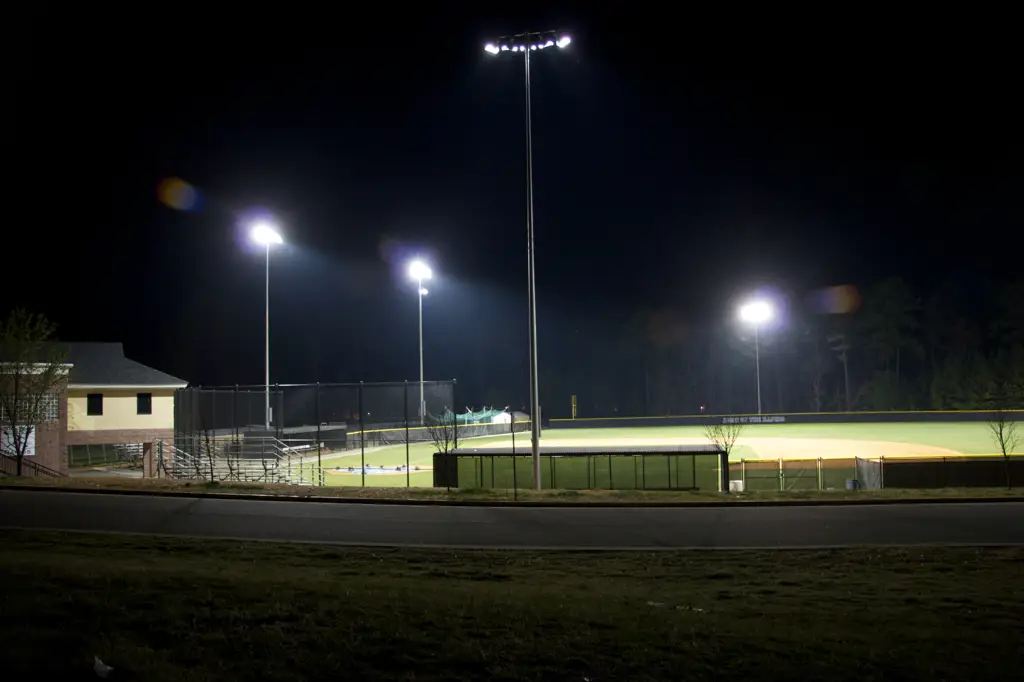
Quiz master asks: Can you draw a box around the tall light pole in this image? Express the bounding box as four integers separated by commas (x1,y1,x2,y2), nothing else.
484,30,571,490
408,259,432,424
738,300,773,415
250,221,283,429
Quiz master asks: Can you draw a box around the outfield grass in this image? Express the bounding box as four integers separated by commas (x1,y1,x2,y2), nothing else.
536,422,1011,454
1,530,1021,680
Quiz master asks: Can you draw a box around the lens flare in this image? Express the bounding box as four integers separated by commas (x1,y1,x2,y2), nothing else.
808,285,861,314
157,177,199,211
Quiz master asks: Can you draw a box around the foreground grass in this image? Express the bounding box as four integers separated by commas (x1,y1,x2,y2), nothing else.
0,531,1021,680
5,474,1024,503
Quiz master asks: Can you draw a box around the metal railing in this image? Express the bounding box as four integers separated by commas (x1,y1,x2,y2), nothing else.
0,453,66,477
160,437,323,486
68,443,145,469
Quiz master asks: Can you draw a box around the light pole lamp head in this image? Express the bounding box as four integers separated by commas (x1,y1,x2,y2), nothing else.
250,221,283,246
484,31,571,55
739,300,773,325
408,259,432,282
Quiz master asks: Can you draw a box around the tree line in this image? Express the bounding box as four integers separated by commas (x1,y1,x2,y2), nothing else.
539,278,1024,418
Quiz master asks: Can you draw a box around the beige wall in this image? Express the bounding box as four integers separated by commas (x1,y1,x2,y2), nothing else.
67,388,175,432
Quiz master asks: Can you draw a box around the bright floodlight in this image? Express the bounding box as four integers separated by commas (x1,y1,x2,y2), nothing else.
250,221,283,246
484,43,499,54
739,300,773,325
408,259,432,281
556,35,571,48
419,287,428,296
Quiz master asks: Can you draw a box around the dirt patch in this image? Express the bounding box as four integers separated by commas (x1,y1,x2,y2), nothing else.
470,436,961,460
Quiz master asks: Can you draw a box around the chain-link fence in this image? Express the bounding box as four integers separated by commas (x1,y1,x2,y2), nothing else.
175,381,456,440
731,458,859,492
857,455,1024,489
726,455,1024,491
168,381,532,487
454,451,724,491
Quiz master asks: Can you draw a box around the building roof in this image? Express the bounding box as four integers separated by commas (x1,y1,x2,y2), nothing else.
63,343,187,388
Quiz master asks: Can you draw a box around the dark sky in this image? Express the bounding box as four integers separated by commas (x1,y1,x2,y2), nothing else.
7,5,1020,405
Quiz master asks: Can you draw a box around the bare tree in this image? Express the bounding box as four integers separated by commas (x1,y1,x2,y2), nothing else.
425,409,457,454
0,310,69,475
987,408,1020,489
703,421,744,461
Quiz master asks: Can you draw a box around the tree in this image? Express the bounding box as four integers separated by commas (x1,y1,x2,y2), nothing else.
827,332,852,411
703,421,744,461
860,277,922,401
800,320,832,412
986,408,1020,489
425,409,457,454
0,310,68,476
989,280,1024,350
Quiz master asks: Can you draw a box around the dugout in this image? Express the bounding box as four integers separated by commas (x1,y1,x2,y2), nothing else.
436,444,728,491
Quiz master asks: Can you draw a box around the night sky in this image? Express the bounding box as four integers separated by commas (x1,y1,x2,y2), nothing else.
8,6,1019,409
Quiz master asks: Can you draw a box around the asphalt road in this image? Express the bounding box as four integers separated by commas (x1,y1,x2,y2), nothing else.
2,489,1023,549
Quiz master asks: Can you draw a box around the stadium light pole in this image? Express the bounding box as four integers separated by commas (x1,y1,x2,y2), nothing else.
408,259,432,425
484,30,571,490
250,221,284,429
738,300,773,415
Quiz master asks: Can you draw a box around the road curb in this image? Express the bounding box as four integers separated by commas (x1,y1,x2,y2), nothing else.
2,484,1023,508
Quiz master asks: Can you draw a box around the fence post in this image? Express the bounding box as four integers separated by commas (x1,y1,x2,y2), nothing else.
191,386,199,457
512,450,518,500
741,459,746,490
212,391,217,448
641,452,646,490
666,452,671,490
779,458,784,491
452,378,458,450
880,455,885,489
817,457,823,490
359,381,365,488
275,384,283,441
404,380,410,488
316,382,322,486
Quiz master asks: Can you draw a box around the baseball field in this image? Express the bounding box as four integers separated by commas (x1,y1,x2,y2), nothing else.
312,420,1019,488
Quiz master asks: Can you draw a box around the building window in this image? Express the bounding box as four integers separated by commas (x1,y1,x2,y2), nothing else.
0,394,59,423
137,392,152,415
87,393,103,416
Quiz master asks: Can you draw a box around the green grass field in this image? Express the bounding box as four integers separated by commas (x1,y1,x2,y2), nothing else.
314,421,1016,490
3,530,1022,680
314,439,502,488
525,421,1012,455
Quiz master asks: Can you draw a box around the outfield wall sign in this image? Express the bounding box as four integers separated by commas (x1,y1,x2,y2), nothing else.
722,415,786,425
